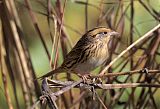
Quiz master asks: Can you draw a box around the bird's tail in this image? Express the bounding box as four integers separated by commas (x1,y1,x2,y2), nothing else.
37,67,65,79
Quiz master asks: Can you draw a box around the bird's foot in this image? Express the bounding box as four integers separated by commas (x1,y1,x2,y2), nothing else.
78,74,91,83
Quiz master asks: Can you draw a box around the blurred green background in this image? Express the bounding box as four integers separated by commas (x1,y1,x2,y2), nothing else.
0,0,160,109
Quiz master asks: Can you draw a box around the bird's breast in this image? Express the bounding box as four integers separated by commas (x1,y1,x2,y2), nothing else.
74,44,109,74
90,47,108,67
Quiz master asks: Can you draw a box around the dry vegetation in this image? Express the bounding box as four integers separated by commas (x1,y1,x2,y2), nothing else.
0,0,160,109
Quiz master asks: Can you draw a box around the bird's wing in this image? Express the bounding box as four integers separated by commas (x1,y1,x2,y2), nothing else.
62,36,90,69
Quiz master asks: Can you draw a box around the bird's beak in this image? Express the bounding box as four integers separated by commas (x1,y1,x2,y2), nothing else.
109,31,120,37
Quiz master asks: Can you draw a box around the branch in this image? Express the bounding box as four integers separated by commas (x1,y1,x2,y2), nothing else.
47,79,160,90
91,69,160,78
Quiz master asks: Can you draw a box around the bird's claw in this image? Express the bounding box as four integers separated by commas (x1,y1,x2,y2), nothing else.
78,74,91,83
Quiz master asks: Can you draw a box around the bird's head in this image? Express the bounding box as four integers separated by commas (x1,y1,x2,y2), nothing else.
82,27,119,50
86,27,119,42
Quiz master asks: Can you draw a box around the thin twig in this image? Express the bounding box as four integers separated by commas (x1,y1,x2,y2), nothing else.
85,0,88,31
50,15,57,68
92,69,160,78
95,92,108,109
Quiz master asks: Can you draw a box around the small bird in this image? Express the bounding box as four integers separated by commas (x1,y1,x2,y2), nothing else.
39,27,119,80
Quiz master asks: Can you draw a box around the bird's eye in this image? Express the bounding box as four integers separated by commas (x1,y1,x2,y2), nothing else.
103,32,108,34
94,31,108,38
99,32,108,35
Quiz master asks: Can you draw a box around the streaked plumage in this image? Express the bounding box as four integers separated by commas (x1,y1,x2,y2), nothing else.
39,27,119,79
